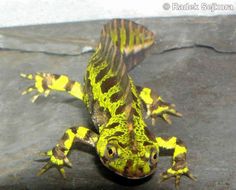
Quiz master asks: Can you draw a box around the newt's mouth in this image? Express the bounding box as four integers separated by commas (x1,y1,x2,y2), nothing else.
113,165,157,179
114,169,155,179
100,157,157,179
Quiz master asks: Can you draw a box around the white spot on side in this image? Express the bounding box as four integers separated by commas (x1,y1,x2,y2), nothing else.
82,46,94,53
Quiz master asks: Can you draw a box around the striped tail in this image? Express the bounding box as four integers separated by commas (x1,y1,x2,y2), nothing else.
89,32,134,110
100,19,155,71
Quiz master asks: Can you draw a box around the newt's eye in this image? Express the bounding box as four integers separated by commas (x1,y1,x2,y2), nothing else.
105,145,117,158
150,149,158,165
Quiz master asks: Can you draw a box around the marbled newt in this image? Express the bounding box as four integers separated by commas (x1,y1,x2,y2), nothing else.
21,19,196,188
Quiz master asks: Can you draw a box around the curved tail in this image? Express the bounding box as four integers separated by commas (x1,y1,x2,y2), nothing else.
99,19,155,71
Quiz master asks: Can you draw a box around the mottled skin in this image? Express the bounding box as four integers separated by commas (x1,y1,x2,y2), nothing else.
21,19,196,188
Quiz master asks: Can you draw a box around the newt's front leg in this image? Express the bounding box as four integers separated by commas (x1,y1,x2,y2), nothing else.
38,126,98,178
21,73,84,102
136,86,182,125
156,136,196,188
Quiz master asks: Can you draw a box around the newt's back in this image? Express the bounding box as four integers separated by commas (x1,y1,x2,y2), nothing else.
83,19,155,130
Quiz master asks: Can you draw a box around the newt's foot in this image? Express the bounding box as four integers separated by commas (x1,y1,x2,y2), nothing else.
160,168,197,189
37,146,72,178
146,97,182,125
20,73,52,103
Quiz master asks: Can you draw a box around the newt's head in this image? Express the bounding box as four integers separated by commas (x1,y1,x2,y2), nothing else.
96,129,158,179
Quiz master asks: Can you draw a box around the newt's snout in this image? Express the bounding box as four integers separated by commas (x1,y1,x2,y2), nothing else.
116,159,157,179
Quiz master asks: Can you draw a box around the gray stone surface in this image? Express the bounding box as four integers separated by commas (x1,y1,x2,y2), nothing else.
0,16,236,190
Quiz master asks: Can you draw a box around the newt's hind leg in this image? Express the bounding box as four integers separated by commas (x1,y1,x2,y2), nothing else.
136,86,182,125
156,136,196,188
21,73,84,102
38,126,98,178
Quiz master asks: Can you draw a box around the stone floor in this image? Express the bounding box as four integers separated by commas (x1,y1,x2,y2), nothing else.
0,16,236,190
